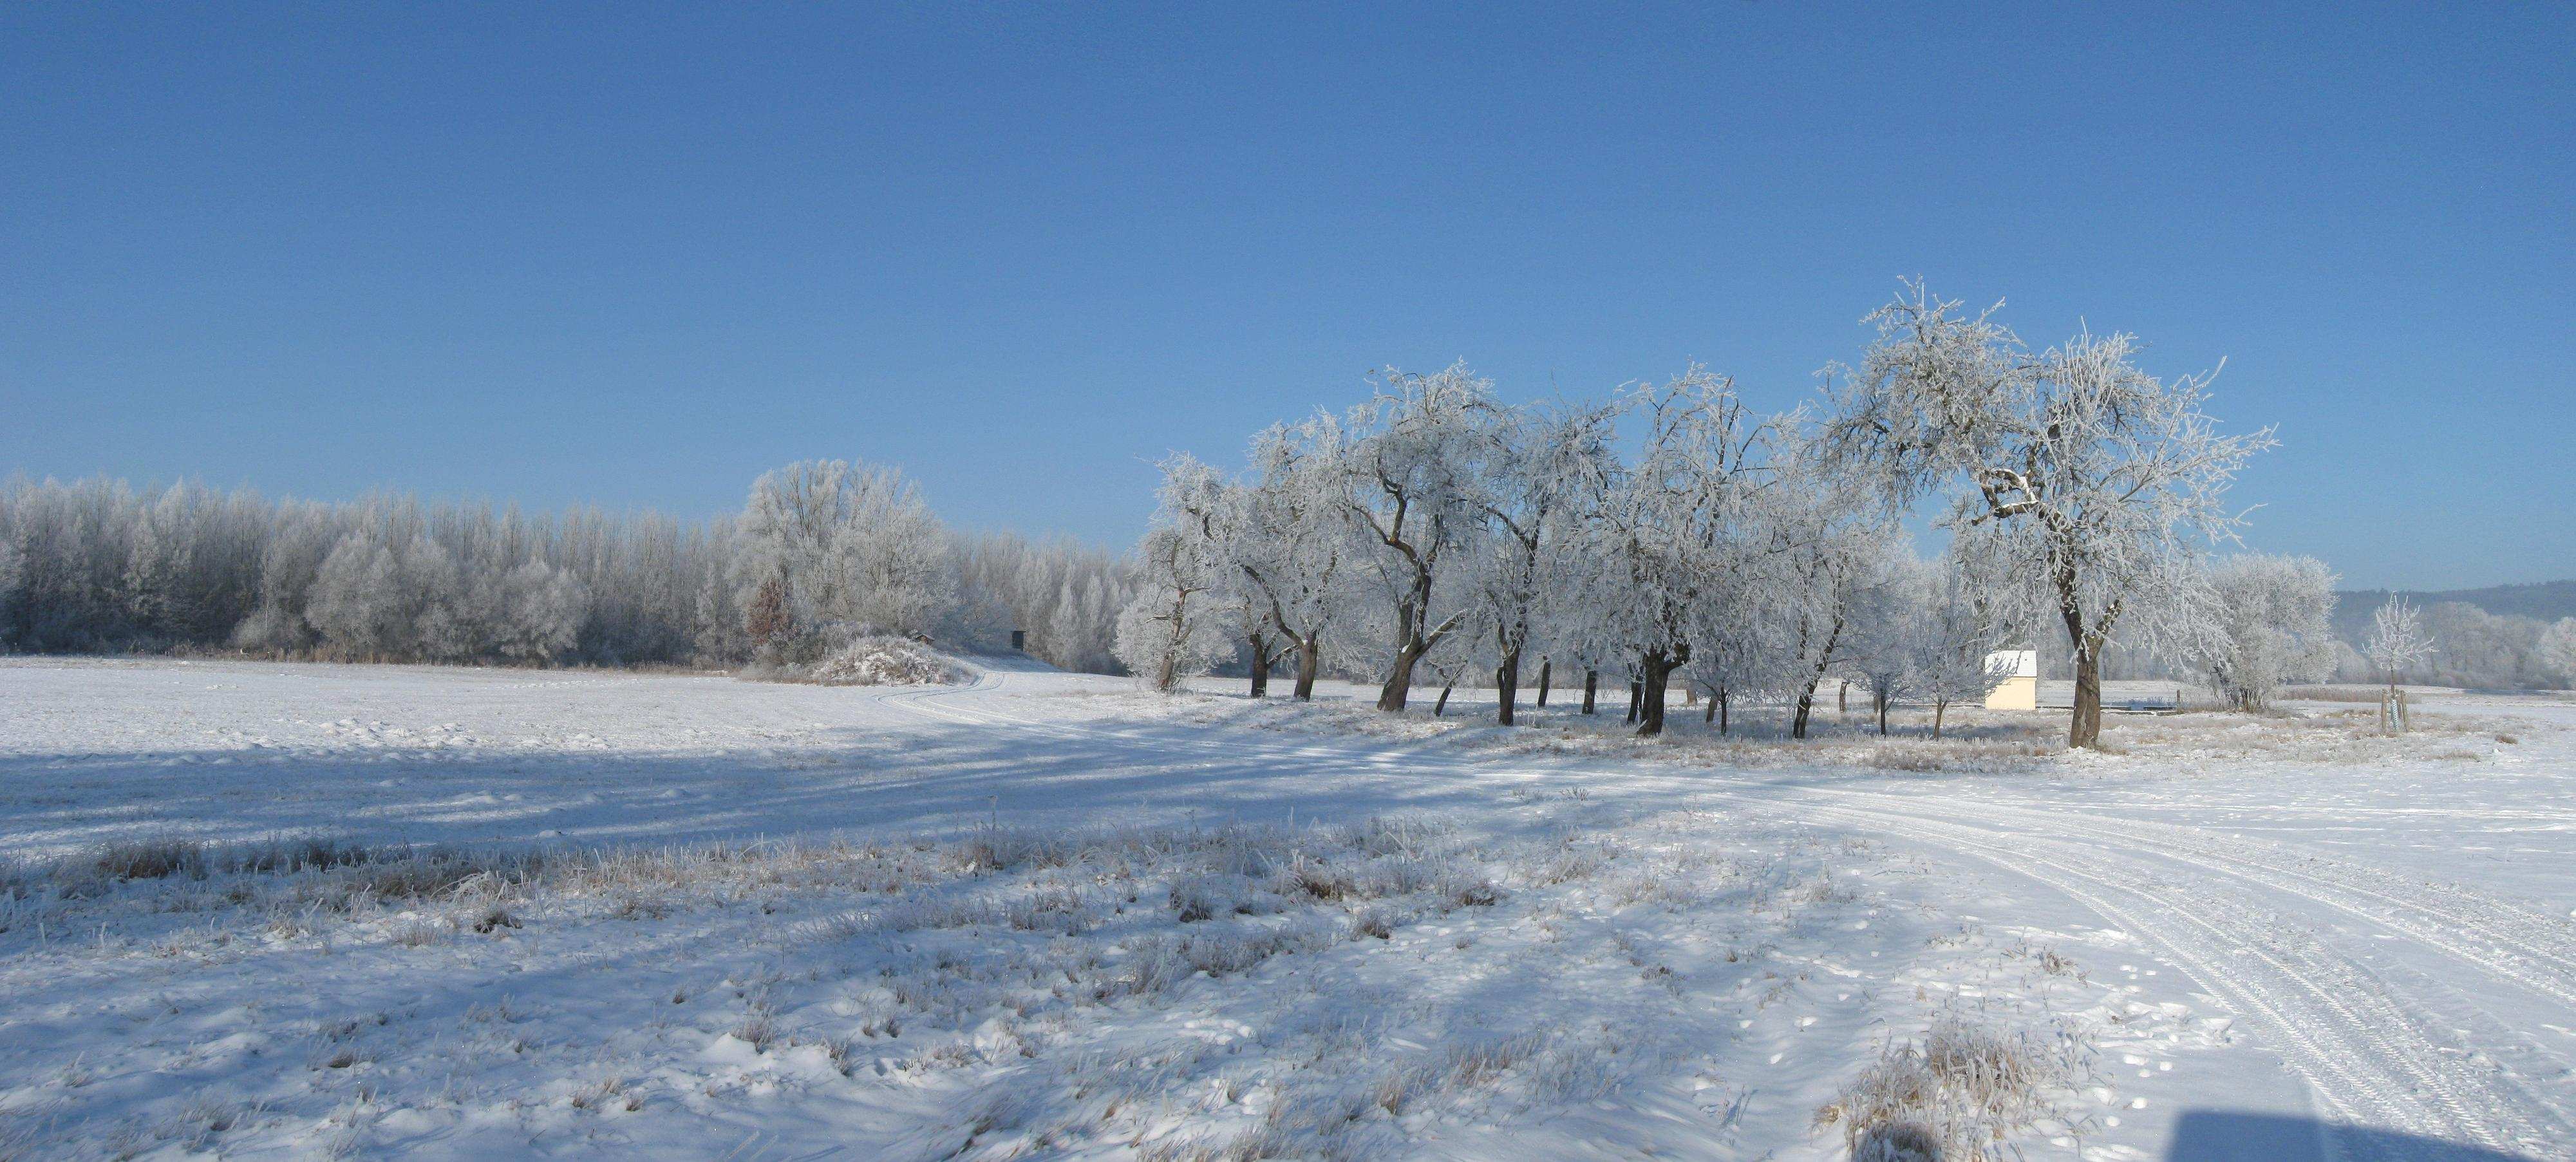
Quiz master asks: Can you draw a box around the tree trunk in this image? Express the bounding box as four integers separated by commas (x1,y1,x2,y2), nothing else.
1635,652,1674,736
1792,677,1821,739
1377,559,1438,713
1625,677,1641,724
1494,650,1520,726
1932,698,1948,740
1874,687,1889,735
1838,680,1848,714
1292,633,1320,700
1718,688,1729,735
1582,670,1597,715
1247,635,1271,699
1434,677,1456,717
1378,642,1424,711
1536,660,1552,708
1152,588,1190,692
2069,645,2104,749
1703,689,1716,724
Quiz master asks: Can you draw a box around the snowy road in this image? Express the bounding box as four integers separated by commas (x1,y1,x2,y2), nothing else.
1,657,2569,1159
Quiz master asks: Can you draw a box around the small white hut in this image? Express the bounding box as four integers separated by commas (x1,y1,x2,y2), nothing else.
1983,649,2039,711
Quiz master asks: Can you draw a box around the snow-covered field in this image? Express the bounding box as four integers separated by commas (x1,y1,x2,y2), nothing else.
1,659,2570,1159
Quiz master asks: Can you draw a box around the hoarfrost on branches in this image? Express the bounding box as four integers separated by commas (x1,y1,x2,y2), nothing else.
2199,554,2338,712
1113,455,1234,692
1820,281,2275,747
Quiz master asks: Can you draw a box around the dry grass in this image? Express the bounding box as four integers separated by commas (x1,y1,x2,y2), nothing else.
1814,1016,2078,1160
2281,684,2449,704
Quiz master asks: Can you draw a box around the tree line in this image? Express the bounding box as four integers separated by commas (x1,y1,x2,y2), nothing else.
2331,599,2576,691
0,464,1138,674
1116,283,2387,747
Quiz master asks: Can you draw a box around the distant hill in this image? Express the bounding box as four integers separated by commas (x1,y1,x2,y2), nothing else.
2333,579,2576,639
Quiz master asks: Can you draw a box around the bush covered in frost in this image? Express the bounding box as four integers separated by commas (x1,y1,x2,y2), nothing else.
771,635,979,686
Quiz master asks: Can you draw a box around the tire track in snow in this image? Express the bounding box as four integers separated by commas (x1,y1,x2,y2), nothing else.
1722,793,2573,1158
1807,790,2576,1013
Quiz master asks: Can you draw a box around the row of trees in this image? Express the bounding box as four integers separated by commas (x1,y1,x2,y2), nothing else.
0,465,1138,672
1112,360,2041,740
1117,284,2331,747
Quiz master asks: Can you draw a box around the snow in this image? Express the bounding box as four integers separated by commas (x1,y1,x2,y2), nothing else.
2,657,2571,1159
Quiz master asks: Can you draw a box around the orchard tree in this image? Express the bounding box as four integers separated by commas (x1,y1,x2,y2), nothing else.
1841,547,1928,736
2201,553,2338,711
1469,400,1618,724
1760,489,1903,740
1822,283,2273,747
1339,364,1501,711
1680,560,1780,735
1232,417,1359,700
1114,454,1232,692
1908,549,2015,738
1590,370,1785,736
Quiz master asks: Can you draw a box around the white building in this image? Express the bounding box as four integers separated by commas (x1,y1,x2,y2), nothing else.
1983,649,2039,711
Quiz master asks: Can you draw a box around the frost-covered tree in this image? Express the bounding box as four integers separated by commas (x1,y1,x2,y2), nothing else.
2201,554,2338,711
1230,417,1359,700
2365,595,2438,690
0,469,1126,673
2365,595,2438,733
1821,283,2273,747
1337,364,1503,711
1760,494,1904,740
498,557,588,663
1680,564,1780,735
1586,370,1785,736
1841,548,1928,736
306,529,404,661
1114,455,1232,691
2537,618,2576,687
1469,400,1617,724
1908,550,2014,738
732,460,958,662
0,536,24,650
2411,601,2559,689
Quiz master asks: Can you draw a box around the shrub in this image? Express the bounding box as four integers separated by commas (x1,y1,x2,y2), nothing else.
786,636,977,686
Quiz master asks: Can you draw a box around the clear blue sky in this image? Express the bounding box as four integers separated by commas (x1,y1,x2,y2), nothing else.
5,3,2569,590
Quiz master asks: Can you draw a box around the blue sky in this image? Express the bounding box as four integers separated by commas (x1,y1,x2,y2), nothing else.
5,3,2570,590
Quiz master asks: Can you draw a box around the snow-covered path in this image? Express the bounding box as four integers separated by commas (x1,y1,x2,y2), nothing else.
1,658,2568,1159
